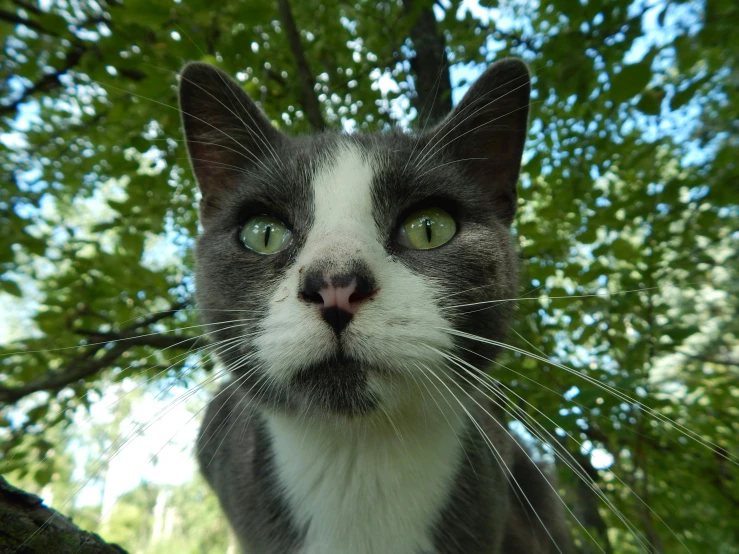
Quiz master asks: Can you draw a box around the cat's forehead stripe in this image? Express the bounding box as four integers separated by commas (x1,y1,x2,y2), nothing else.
310,142,376,236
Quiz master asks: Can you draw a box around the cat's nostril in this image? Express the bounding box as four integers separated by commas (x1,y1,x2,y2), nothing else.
349,273,374,301
300,271,327,304
348,289,376,303
301,290,325,304
299,265,378,331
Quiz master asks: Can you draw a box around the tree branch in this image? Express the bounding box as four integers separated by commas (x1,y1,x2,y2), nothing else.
0,334,201,405
0,476,128,553
567,447,614,554
0,8,56,35
402,0,452,125
264,67,287,87
11,0,44,16
0,44,86,117
0,301,199,406
128,299,192,331
275,0,326,131
683,353,739,367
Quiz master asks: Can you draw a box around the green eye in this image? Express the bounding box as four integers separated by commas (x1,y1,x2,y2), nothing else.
398,207,457,250
239,215,292,255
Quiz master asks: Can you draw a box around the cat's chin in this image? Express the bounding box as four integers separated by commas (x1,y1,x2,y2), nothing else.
285,353,382,417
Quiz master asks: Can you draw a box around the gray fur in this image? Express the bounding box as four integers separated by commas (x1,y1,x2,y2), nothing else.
198,393,571,554
180,59,574,553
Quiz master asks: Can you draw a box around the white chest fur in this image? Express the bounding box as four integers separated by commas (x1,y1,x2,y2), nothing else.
266,407,465,554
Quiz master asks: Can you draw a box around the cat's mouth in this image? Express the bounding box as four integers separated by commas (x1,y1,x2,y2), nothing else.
286,352,381,416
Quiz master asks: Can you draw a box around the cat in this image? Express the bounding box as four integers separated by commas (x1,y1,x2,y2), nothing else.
179,58,574,554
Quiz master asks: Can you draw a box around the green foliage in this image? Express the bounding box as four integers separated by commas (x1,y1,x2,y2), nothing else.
96,477,234,554
1,0,737,552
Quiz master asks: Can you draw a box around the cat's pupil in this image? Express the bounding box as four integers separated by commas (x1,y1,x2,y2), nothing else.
264,225,272,247
425,218,432,243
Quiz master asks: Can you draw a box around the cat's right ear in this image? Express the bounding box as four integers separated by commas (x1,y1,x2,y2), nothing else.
178,63,286,214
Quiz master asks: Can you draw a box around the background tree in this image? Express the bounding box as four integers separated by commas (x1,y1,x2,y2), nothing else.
1,0,737,552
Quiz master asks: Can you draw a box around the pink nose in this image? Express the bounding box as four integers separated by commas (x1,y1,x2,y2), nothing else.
299,268,378,335
316,279,360,314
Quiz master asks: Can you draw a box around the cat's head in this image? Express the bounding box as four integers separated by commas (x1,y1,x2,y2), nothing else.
179,60,530,420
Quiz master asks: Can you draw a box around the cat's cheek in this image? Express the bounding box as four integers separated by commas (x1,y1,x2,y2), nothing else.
342,260,455,364
253,302,335,382
250,266,333,381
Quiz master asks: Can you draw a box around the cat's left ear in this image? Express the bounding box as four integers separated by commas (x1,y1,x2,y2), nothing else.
421,59,530,226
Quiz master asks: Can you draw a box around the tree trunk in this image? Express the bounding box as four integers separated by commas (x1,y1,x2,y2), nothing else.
276,0,327,131
402,0,452,126
0,476,128,554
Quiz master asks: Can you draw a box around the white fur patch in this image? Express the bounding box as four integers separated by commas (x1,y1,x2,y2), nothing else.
253,142,466,552
267,405,466,554
253,142,454,398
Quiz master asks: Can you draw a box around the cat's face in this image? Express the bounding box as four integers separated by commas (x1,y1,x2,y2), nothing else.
180,61,530,419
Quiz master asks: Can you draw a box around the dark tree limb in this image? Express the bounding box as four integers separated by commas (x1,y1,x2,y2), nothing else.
275,0,326,131
0,476,128,554
0,8,56,36
127,299,191,331
73,299,190,335
568,448,614,554
683,353,739,367
264,67,287,87
11,0,44,16
0,334,202,405
402,0,452,126
462,19,538,55
0,300,200,406
0,45,86,117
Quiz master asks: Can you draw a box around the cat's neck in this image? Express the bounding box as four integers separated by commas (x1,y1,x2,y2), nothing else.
264,392,468,452
263,398,469,554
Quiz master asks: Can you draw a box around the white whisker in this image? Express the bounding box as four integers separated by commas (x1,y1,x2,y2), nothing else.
415,360,573,554
443,328,739,467
437,347,663,552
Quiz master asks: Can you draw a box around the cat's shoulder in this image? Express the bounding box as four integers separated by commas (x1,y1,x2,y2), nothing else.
196,383,261,479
